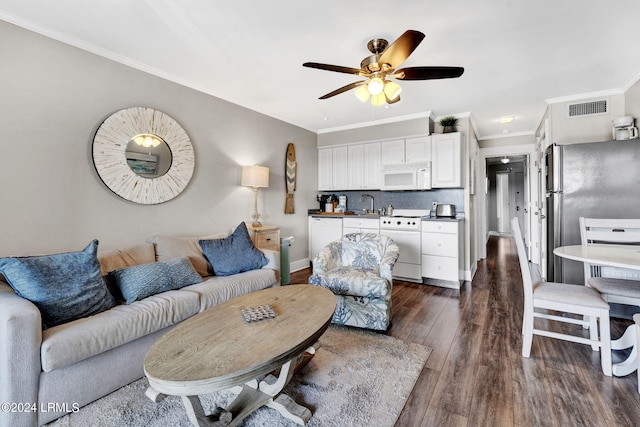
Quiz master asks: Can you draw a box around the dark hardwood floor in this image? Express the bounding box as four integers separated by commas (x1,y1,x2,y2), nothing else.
291,235,640,426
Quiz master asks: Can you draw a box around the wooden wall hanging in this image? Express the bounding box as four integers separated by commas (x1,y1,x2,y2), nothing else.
285,143,296,214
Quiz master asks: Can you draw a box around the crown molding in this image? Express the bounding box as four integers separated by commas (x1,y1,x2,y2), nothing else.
317,111,434,134
545,88,624,105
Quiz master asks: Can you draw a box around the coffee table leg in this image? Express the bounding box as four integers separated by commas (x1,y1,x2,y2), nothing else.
168,345,319,427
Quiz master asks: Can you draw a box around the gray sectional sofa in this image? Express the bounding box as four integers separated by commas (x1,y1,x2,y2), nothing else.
0,231,279,427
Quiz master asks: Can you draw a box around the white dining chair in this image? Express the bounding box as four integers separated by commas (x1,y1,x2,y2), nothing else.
512,217,612,376
579,217,640,309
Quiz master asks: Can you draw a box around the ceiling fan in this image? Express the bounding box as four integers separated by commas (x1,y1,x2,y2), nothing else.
303,30,464,106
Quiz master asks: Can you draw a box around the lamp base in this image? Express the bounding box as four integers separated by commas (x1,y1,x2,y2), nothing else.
251,221,263,228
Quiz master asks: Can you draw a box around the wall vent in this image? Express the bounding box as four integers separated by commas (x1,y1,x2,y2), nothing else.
567,99,608,118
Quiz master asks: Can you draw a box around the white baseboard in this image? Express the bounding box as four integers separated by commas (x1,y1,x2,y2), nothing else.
291,258,309,273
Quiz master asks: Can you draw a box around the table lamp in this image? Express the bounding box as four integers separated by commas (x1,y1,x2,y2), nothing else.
241,165,269,227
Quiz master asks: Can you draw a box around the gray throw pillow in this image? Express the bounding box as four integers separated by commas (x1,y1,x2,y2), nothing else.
108,256,203,304
199,222,268,277
0,240,116,329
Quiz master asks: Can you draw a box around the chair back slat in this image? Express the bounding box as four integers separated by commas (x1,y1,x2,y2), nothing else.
580,217,640,281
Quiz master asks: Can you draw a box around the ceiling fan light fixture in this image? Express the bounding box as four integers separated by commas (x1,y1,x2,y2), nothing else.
133,133,162,148
367,77,384,95
501,156,510,164
354,85,370,103
371,93,386,106
383,80,402,101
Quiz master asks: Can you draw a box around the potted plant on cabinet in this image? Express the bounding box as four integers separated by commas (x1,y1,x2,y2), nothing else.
439,116,458,133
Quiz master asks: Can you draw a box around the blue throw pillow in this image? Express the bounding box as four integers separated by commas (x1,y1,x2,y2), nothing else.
199,222,268,276
0,240,116,329
108,257,203,304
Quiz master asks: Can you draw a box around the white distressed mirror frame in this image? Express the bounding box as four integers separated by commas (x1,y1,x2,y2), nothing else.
93,107,195,204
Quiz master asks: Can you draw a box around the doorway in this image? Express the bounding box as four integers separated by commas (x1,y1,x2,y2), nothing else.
485,155,528,239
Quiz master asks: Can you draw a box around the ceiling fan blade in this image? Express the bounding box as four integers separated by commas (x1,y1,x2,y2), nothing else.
319,81,366,99
377,30,425,69
303,62,364,75
395,66,464,80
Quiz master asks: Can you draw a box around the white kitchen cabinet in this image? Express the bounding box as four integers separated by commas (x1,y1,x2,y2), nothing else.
332,146,348,190
342,217,379,235
362,142,381,189
308,217,343,263
347,145,364,189
381,136,431,166
405,136,431,164
318,148,333,191
432,132,463,188
318,146,348,190
421,220,463,288
380,139,405,166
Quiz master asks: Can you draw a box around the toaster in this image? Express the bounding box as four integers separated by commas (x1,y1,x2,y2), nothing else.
435,204,456,218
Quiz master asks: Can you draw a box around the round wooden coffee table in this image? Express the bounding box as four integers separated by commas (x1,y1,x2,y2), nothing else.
144,285,336,426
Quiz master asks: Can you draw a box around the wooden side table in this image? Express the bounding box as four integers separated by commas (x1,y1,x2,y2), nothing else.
248,225,280,252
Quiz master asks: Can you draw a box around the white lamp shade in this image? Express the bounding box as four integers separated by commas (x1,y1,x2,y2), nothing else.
354,85,370,103
383,81,402,101
371,93,386,106
242,165,269,188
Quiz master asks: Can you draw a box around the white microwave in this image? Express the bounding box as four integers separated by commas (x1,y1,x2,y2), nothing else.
381,165,431,191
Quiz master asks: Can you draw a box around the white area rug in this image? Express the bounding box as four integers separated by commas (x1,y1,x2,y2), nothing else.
48,325,431,427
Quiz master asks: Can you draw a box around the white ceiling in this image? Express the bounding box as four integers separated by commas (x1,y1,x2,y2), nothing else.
2,0,640,139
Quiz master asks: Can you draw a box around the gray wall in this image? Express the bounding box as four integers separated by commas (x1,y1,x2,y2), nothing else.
0,21,317,265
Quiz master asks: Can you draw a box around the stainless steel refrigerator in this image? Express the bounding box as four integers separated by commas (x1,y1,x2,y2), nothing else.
545,140,640,285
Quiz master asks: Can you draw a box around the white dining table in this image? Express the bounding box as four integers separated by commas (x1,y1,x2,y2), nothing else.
554,244,640,377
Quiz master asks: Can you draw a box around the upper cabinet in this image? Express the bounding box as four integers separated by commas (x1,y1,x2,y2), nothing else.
318,148,333,191
318,133,463,191
381,136,431,167
320,143,381,191
432,132,463,188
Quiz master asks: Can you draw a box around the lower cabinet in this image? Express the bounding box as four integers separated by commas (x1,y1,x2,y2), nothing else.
342,217,379,235
421,220,463,288
308,217,343,263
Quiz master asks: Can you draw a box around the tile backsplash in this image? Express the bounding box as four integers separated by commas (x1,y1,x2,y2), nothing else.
318,189,465,215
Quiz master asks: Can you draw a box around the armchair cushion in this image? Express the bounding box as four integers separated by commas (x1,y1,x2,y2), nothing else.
341,233,386,269
308,267,391,299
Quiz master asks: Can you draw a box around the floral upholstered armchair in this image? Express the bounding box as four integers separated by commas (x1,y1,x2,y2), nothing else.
308,233,400,331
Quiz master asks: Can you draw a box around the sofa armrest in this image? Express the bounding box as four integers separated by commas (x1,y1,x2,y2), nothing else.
260,249,280,283
312,241,343,275
0,282,42,427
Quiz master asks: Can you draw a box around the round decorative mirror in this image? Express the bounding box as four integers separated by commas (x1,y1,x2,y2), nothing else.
92,107,195,204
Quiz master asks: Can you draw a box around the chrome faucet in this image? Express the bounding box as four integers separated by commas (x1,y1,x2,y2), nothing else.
360,194,374,213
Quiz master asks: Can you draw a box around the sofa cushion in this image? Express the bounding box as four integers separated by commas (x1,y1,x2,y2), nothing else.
181,268,277,311
108,257,203,304
199,222,268,276
40,289,200,372
148,233,227,277
0,240,116,329
97,243,156,276
98,243,156,301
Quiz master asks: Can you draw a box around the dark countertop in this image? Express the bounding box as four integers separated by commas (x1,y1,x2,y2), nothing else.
423,217,464,222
